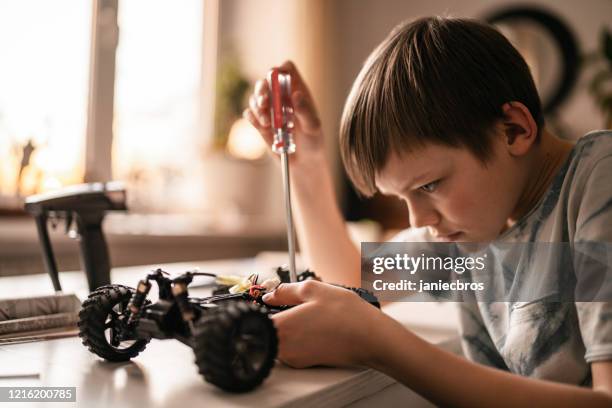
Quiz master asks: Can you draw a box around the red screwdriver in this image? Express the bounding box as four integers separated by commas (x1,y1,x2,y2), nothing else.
267,68,297,283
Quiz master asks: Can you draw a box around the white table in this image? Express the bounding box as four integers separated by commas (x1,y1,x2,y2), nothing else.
0,255,460,407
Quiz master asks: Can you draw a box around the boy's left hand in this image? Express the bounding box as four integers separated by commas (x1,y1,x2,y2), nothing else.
262,280,388,368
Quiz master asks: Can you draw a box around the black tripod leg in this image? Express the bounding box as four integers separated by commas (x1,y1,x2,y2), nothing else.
34,214,62,292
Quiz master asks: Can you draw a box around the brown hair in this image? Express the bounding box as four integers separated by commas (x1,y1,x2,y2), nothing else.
339,16,544,196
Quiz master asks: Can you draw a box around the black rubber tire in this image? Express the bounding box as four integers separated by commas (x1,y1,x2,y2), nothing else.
90,283,134,294
78,285,150,362
193,302,278,392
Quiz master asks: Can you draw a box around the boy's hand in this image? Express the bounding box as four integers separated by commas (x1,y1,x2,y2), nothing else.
243,61,325,168
262,280,389,368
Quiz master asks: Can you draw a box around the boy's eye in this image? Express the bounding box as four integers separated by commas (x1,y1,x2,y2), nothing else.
419,180,439,193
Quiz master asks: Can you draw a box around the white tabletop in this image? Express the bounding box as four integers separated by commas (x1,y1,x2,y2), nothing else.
0,255,460,407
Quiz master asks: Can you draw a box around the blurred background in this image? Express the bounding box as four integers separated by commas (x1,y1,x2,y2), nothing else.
0,0,611,277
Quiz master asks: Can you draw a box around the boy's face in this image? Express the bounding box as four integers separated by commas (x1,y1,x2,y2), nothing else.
375,134,525,242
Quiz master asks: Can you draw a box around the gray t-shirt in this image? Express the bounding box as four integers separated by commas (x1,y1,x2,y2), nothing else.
393,130,612,385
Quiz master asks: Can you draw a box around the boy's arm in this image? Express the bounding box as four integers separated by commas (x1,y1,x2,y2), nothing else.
291,152,361,287
375,315,612,408
264,281,612,408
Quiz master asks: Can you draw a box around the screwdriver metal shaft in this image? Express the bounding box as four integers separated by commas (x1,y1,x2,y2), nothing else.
280,152,297,282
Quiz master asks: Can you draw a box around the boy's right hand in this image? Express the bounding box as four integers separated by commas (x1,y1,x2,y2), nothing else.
243,61,325,168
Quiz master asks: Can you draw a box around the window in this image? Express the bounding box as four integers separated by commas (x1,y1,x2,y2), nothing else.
112,0,205,212
0,0,216,214
0,1,92,197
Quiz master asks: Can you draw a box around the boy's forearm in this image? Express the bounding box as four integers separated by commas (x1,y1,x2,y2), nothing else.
291,154,360,287
370,317,612,408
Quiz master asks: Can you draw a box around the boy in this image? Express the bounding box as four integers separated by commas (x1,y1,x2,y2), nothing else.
243,16,612,406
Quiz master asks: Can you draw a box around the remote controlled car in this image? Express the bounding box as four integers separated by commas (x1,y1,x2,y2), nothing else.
77,268,379,392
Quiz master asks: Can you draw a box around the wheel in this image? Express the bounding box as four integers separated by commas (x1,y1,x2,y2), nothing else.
78,285,150,362
193,302,278,392
90,283,134,294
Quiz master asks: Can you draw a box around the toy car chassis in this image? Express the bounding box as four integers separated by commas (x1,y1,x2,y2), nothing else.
78,268,379,392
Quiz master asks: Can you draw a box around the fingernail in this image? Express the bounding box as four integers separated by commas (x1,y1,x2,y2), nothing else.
262,293,271,302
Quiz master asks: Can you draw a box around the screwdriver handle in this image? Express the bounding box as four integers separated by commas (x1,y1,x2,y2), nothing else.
267,68,296,155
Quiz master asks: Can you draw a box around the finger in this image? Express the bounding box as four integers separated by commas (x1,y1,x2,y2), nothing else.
257,94,270,126
248,94,260,121
243,108,273,144
292,90,321,132
277,60,310,97
271,308,311,368
254,80,271,127
249,94,269,127
262,283,304,306
254,79,269,99
249,94,270,127
257,93,269,110
273,61,320,131
263,280,325,306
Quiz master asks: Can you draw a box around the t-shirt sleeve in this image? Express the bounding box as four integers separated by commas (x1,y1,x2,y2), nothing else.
573,154,612,363
575,154,612,242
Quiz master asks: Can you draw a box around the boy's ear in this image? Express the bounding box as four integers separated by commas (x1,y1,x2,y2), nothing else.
500,101,538,157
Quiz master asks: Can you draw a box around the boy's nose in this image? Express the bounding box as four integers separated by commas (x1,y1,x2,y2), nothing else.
406,201,440,229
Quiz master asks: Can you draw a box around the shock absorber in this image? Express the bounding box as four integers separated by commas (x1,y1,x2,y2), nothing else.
172,281,196,322
127,278,151,325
